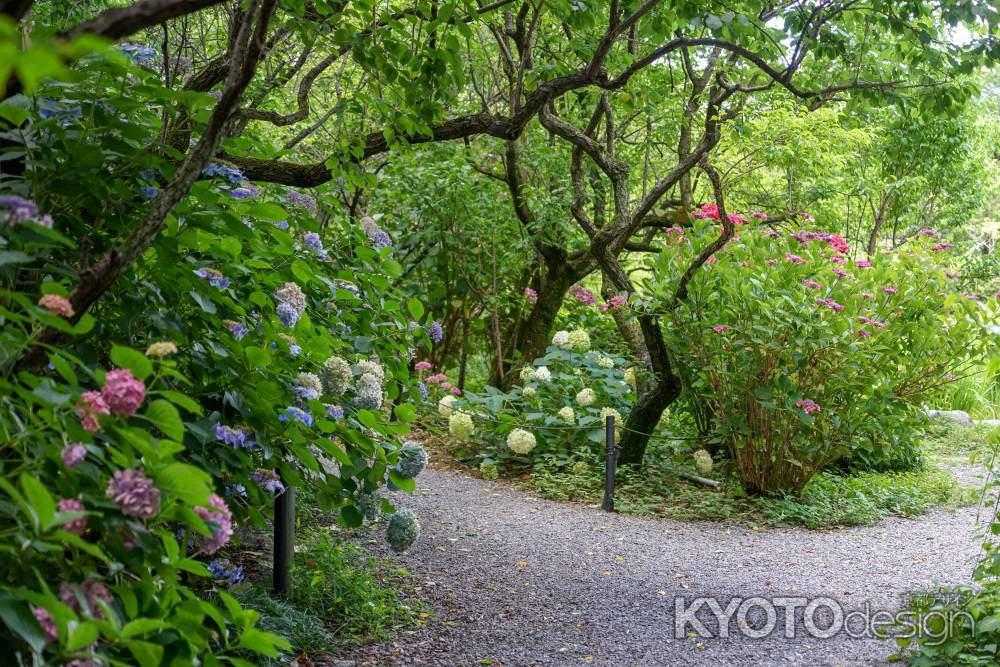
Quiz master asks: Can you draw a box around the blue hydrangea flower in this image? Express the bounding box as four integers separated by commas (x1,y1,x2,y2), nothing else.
273,220,290,230
215,423,256,449
140,185,159,198
193,267,230,288
427,321,444,343
119,42,157,68
251,469,285,494
208,559,246,585
418,382,428,400
202,162,246,185
276,302,299,328
302,232,327,259
225,483,247,498
224,320,250,340
324,404,344,419
229,183,260,200
279,406,313,427
286,190,317,213
368,228,392,249
140,168,156,180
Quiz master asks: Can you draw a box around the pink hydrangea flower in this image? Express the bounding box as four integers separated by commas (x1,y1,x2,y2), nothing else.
61,442,87,468
59,581,112,620
600,295,628,312
32,607,57,642
918,228,939,237
802,279,822,289
425,373,447,384
58,498,87,535
101,368,146,417
106,468,160,519
795,398,820,415
38,294,75,318
523,288,538,303
712,325,731,334
451,386,462,396
76,391,110,432
570,284,596,305
414,361,433,372
829,255,846,265
855,259,872,268
785,253,806,265
195,494,233,555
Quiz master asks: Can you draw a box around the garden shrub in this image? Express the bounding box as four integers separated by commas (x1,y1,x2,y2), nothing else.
0,44,431,663
649,213,993,494
431,333,633,470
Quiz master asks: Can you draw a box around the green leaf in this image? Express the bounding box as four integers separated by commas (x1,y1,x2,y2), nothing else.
388,470,416,493
237,627,291,657
406,297,424,320
0,596,46,653
144,399,184,441
111,345,153,379
159,390,203,415
0,250,33,267
20,473,55,530
67,621,99,651
290,259,316,285
340,504,363,528
245,346,271,369
154,463,211,505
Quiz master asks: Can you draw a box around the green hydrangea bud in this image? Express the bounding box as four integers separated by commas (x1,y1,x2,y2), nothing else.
386,508,420,553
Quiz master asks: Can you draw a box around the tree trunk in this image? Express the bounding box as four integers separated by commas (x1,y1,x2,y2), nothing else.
487,257,575,388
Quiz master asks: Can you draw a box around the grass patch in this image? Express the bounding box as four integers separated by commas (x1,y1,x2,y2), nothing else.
530,460,975,529
921,421,1000,466
234,527,421,663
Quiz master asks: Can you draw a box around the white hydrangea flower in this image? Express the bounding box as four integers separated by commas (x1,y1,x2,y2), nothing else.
522,386,537,398
552,330,570,348
506,428,536,455
623,367,637,391
596,356,614,369
449,412,474,441
519,366,536,382
693,449,714,474
557,406,575,424
438,395,456,416
600,407,622,441
479,461,499,480
533,366,551,382
321,356,352,396
567,328,591,352
576,388,596,407
357,359,385,384
570,460,589,475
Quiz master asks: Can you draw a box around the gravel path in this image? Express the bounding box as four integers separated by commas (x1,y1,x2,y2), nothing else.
339,466,989,667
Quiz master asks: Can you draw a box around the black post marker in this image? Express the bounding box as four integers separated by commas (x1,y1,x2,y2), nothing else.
272,484,295,595
602,415,616,512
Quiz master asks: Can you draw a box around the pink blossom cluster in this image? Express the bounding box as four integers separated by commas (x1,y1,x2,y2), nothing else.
59,580,112,619
195,494,233,554
33,607,58,642
414,361,433,372
791,231,848,255
918,228,939,237
38,294,75,318
425,373,460,395
102,369,146,417
570,284,596,305
816,298,844,312
58,498,87,535
441,382,461,396
61,442,87,467
106,467,160,519
523,287,538,303
857,316,886,329
758,227,781,239
881,286,898,294
832,268,851,279
425,373,447,384
748,211,768,221
712,325,731,334
764,259,779,265
77,391,110,432
857,329,872,338
931,242,953,252
692,203,748,225
802,279,822,290
855,259,873,268
785,253,807,265
829,254,846,265
661,226,688,245
600,295,628,312
796,398,820,415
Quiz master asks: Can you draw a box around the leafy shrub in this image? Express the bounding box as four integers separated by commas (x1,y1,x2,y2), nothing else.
0,45,431,662
440,336,633,470
649,216,994,494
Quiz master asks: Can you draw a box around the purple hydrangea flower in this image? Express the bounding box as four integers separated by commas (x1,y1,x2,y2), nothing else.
229,183,260,200
224,320,249,340
302,232,328,259
273,220,290,230
61,442,87,468
105,468,160,519
194,494,233,554
208,558,245,585
202,162,245,185
418,382,428,400
427,321,444,344
250,469,285,494
215,423,256,449
368,228,392,249
324,404,344,419
225,483,247,498
286,190,317,213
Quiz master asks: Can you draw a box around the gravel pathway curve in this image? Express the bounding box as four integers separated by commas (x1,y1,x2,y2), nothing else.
339,467,988,667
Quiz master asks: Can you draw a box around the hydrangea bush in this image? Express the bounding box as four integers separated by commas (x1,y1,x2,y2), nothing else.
647,217,994,494
444,334,634,471
0,48,433,662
